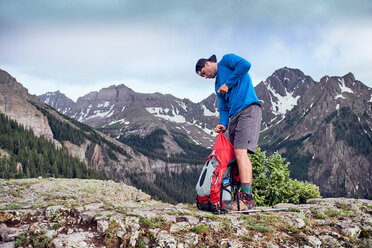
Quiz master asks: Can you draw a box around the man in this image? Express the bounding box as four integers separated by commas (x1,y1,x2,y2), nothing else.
195,54,262,211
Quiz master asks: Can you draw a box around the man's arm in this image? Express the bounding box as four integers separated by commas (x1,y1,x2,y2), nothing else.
217,93,229,128
222,54,251,89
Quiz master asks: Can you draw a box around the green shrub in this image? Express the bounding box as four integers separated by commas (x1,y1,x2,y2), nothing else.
15,230,53,248
191,224,209,234
139,217,152,228
242,235,252,241
325,209,353,218
314,213,326,219
251,148,321,206
0,203,22,210
248,224,272,233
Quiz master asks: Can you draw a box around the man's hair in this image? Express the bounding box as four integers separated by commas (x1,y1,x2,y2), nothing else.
195,54,217,73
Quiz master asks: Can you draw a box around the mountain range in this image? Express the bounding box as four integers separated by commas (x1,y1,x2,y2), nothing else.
39,85,219,149
256,69,372,199
0,69,202,204
1,66,371,200
38,67,372,199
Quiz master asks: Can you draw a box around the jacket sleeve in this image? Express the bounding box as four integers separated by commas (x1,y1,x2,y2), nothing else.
222,54,251,89
217,93,229,128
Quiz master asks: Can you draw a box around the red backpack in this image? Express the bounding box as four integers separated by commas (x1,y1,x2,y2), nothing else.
196,132,240,213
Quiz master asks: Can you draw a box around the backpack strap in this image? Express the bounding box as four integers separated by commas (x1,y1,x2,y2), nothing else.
220,178,232,208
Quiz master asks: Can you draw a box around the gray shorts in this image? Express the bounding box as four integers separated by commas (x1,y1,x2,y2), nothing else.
228,104,262,153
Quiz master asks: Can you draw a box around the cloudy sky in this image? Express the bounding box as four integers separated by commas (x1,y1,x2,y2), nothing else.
1,0,372,102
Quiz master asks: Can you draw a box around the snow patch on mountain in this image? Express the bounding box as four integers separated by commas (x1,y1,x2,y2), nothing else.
146,107,186,123
86,105,115,120
44,95,52,105
193,139,200,145
202,104,218,117
171,105,179,115
338,78,353,94
266,83,300,116
194,122,216,137
334,94,345,100
105,118,129,127
78,105,93,122
176,100,188,112
97,101,111,108
62,107,70,114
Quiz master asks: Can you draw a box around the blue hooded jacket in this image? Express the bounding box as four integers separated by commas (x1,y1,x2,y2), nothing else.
215,54,260,128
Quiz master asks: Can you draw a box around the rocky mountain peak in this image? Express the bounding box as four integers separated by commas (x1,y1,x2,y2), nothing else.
0,69,30,98
318,72,371,102
256,68,317,129
260,69,372,199
109,84,136,101
76,91,99,102
39,91,75,114
200,93,216,103
343,72,356,82
75,84,133,103
266,67,316,97
272,67,306,89
0,70,54,139
41,83,220,147
200,93,219,114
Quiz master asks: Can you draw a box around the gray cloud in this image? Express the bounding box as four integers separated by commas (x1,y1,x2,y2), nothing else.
1,0,371,102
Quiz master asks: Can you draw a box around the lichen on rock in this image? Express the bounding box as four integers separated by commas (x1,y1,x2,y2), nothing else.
0,178,371,247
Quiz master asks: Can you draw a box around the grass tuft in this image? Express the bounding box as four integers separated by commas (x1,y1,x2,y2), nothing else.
191,224,209,234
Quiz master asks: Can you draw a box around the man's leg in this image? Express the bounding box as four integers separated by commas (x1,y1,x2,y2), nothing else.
226,148,254,211
223,104,261,211
234,149,252,183
235,148,252,194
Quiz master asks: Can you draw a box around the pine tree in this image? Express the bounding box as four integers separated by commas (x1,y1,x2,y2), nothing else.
29,160,37,178
0,112,106,180
51,161,58,177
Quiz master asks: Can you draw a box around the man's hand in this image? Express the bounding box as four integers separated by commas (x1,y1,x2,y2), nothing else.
217,84,229,94
214,124,226,133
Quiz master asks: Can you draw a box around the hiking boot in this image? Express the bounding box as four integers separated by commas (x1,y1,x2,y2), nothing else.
238,192,255,210
222,192,255,211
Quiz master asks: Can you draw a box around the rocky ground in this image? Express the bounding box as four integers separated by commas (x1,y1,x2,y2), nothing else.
0,178,371,248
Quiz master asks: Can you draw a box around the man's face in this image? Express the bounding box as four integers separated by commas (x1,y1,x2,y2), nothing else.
198,61,216,79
